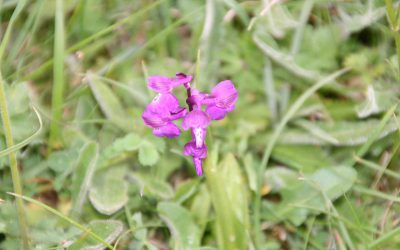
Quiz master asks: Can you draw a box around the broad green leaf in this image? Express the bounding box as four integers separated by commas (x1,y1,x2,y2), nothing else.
205,153,250,250
295,25,339,71
272,145,334,172
122,133,142,151
138,141,159,166
157,202,201,250
99,132,142,167
190,184,211,237
68,220,123,250
87,74,132,131
264,167,298,193
269,166,357,225
129,173,174,199
47,148,78,173
174,179,200,204
270,119,397,146
71,142,99,215
89,166,128,215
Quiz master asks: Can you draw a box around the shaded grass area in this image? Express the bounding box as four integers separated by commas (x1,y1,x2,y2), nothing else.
0,0,400,249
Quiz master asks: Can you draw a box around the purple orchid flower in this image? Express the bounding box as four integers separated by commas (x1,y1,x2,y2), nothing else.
183,141,207,176
148,73,192,93
204,80,238,120
142,93,187,138
142,72,238,176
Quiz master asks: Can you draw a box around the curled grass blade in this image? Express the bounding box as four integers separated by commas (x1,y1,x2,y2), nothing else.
0,105,43,158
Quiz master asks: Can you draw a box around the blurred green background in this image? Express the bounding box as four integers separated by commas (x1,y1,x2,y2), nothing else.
1,0,400,249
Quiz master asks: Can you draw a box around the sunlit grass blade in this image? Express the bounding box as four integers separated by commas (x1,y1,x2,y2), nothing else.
49,0,66,148
368,226,400,248
0,0,29,249
345,104,397,167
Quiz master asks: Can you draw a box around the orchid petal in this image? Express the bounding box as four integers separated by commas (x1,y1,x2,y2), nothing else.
182,110,210,130
193,157,203,176
172,72,193,87
183,141,207,159
148,76,173,93
205,105,227,120
142,104,169,128
211,80,238,109
153,123,181,138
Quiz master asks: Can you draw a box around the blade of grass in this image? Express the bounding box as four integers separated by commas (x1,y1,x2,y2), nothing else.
385,0,400,78
353,185,400,203
0,1,29,249
199,0,222,87
23,0,165,81
97,5,204,75
49,0,66,148
253,68,349,249
0,106,42,158
368,226,400,249
355,156,400,180
345,104,397,167
7,192,114,249
290,0,314,55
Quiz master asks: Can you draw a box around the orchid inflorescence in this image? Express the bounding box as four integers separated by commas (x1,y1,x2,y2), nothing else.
142,73,238,176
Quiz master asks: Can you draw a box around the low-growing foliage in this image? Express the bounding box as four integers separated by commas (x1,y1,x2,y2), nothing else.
0,0,400,249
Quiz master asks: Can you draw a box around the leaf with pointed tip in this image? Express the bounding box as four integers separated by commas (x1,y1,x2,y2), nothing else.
205,153,250,250
138,141,159,166
87,74,132,131
129,173,174,199
71,142,99,215
266,166,357,226
157,202,201,250
89,166,128,215
68,220,124,250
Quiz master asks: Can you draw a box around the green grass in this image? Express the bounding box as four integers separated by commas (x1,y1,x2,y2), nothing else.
1,1,400,249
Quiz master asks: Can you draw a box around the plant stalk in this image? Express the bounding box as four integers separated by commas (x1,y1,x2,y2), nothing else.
49,0,65,148
0,73,30,249
385,0,400,78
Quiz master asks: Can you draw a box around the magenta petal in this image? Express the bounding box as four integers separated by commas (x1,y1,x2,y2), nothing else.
205,105,227,120
153,123,181,138
182,110,210,130
172,72,193,87
148,76,173,93
170,107,188,120
154,93,180,111
183,141,207,159
142,104,169,128
193,157,203,176
212,80,238,109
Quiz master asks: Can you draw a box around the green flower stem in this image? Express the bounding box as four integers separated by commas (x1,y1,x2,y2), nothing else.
49,0,65,148
0,73,30,249
0,0,29,249
385,0,400,78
